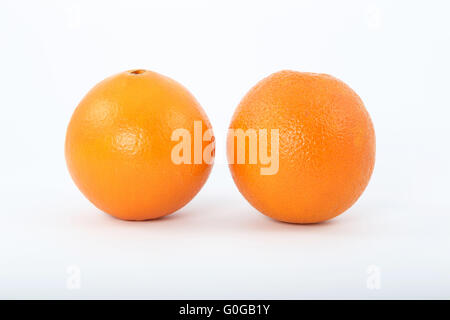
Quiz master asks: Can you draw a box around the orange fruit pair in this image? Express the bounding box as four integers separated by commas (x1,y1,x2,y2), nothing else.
66,69,375,223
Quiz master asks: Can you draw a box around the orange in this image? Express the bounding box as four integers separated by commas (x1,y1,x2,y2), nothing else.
65,69,214,220
227,70,375,223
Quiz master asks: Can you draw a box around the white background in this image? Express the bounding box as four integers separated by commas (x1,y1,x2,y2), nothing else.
1,0,449,299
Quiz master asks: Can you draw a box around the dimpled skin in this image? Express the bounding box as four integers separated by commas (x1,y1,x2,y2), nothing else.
227,70,375,223
65,70,214,220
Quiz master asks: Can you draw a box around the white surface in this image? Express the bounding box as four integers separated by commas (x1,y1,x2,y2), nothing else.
1,0,449,299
